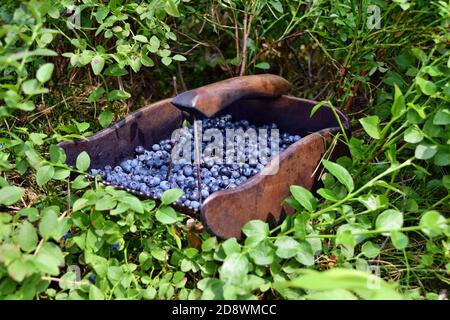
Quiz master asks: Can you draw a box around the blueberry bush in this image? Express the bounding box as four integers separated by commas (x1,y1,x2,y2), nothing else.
0,0,448,300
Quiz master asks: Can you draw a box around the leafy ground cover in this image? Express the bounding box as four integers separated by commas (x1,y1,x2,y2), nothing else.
0,0,448,300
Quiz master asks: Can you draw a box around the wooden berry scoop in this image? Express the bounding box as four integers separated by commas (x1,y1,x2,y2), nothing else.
59,74,349,240
171,74,292,118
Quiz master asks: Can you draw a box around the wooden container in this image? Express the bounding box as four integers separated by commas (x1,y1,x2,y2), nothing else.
59,75,349,240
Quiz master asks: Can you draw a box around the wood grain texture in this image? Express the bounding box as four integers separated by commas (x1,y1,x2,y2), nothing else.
58,99,183,168
170,74,292,118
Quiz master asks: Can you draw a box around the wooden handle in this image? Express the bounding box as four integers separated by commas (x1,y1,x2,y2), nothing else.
170,74,292,118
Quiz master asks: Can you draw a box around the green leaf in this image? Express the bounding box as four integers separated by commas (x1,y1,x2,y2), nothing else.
107,89,131,101
434,150,450,166
202,237,218,252
423,65,443,77
391,231,409,249
285,268,402,299
420,211,447,237
336,229,356,254
249,240,275,265
17,221,38,252
161,56,172,66
322,160,354,192
36,63,54,83
7,258,34,282
361,241,380,258
39,209,58,240
391,84,405,117
119,196,144,214
290,185,317,212
76,151,90,171
317,188,338,201
269,0,283,13
53,168,70,180
219,253,249,285
34,242,64,275
172,54,186,62
359,115,381,139
403,126,424,143
0,186,24,205
95,6,109,22
36,165,55,186
59,271,77,290
149,36,160,49
443,176,450,190
87,87,105,103
275,236,300,259
295,241,315,266
71,176,90,189
375,209,403,236
30,132,47,145
91,55,105,75
165,0,180,17
19,207,39,222
433,108,450,125
255,62,270,70
415,142,437,160
73,198,88,212
133,35,148,43
39,32,53,46
221,238,241,256
95,196,117,211
89,285,105,300
156,206,178,224
140,56,155,67
310,100,327,117
98,111,113,128
416,77,437,96
242,220,269,246
22,79,40,95
161,188,184,205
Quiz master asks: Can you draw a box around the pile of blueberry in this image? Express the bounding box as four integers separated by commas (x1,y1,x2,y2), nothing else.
90,114,301,211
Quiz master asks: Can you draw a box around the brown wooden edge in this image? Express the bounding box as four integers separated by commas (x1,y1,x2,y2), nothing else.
170,74,292,118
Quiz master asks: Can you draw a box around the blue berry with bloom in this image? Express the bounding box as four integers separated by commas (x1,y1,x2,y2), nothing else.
88,274,96,283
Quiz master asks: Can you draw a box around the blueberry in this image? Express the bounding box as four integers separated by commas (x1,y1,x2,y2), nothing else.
111,242,120,251
242,167,252,177
152,144,161,151
63,231,72,239
190,201,200,209
183,165,193,176
160,180,170,190
190,190,200,201
135,145,145,154
88,274,96,283
130,181,139,189
219,167,230,177
201,189,210,198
